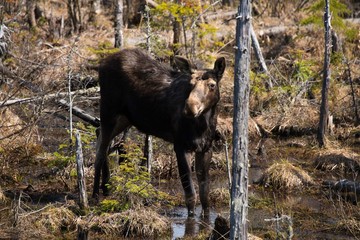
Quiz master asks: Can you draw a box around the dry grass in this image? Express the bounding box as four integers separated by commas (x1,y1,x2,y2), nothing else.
17,205,76,238
79,208,171,238
315,148,360,172
335,218,360,235
255,100,319,135
262,159,313,190
17,204,171,239
209,187,230,207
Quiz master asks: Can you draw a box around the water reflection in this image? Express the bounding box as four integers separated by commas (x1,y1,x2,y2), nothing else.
170,206,218,239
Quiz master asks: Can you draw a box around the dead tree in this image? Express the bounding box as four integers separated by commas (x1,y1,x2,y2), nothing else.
317,0,331,148
172,0,181,54
75,130,89,211
68,0,83,33
250,25,272,89
230,0,251,239
114,0,124,48
67,0,83,33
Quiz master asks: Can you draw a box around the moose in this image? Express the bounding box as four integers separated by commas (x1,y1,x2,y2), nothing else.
93,48,226,217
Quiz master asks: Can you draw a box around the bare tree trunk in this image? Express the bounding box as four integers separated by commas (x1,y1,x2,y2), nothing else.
26,0,37,28
144,4,153,172
114,0,124,48
75,130,89,211
172,0,181,56
317,0,331,148
250,25,272,89
230,0,251,239
68,0,83,33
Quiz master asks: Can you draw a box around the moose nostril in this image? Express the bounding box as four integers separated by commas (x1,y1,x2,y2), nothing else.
184,102,203,118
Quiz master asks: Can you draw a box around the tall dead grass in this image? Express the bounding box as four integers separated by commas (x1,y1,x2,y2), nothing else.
78,208,171,238
315,148,360,172
262,159,313,190
17,205,76,238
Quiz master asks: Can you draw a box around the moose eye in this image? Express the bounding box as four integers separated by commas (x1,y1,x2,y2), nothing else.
208,82,216,90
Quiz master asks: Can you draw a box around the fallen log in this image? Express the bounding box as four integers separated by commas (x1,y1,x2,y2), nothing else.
57,99,100,127
323,179,360,194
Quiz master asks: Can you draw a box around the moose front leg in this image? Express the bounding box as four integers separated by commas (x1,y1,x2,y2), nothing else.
174,144,196,217
195,149,211,217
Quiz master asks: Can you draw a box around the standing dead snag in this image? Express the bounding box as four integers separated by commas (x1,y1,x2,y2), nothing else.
230,0,251,239
75,130,88,211
317,0,331,147
93,48,225,217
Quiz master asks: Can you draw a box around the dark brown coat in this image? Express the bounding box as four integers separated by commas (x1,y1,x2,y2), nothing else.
93,48,226,217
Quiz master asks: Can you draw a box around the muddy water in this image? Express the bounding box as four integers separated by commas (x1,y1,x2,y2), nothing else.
169,206,222,239
168,171,359,239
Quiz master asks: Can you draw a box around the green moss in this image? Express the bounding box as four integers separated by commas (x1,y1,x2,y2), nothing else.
99,199,123,212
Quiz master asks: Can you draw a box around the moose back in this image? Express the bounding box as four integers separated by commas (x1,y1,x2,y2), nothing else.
93,48,225,217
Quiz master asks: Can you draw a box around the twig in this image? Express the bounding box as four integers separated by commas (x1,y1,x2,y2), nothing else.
0,87,100,108
18,204,51,218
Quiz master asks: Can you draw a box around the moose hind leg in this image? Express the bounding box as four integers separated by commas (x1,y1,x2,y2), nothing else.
93,115,130,199
175,144,196,217
93,125,113,199
195,150,211,217
100,116,131,195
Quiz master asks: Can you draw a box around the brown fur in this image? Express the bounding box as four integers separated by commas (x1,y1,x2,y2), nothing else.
93,48,225,217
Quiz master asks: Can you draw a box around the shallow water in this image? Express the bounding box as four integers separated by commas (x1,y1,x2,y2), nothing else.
169,206,221,239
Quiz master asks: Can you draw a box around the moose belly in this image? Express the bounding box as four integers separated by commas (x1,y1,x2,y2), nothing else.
125,104,175,143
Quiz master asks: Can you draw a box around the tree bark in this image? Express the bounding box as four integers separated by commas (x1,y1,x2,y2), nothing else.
114,0,124,48
250,25,272,89
68,0,83,33
75,130,89,211
317,0,331,148
230,1,251,239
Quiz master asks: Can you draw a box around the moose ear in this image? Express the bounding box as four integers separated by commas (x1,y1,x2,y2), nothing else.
173,56,192,74
214,57,226,80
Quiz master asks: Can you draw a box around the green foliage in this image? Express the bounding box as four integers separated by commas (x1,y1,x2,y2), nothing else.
151,0,218,59
301,0,350,31
153,1,201,24
74,122,97,149
108,142,173,211
87,41,119,60
100,199,123,213
292,55,315,82
330,51,343,65
51,149,75,169
197,23,219,52
250,71,269,94
49,124,96,169
344,27,359,42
